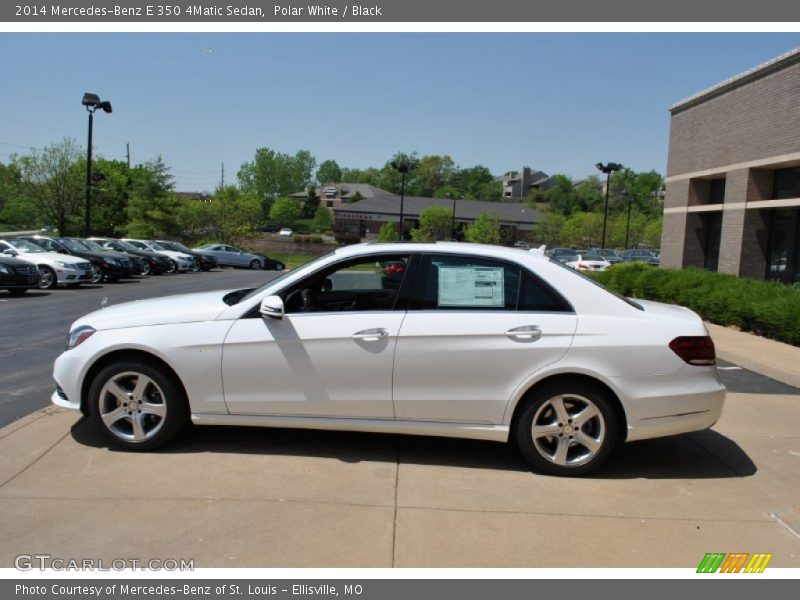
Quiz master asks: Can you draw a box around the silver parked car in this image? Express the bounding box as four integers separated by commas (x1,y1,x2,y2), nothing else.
194,244,277,270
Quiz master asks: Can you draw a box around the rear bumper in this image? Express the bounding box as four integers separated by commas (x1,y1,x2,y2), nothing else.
617,370,727,442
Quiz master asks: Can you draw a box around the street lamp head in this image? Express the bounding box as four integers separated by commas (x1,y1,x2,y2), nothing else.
98,101,112,114
82,93,101,108
390,156,418,174
596,162,624,174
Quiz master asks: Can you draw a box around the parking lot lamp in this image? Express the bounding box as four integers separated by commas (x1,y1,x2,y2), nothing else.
622,188,633,249
82,93,112,237
596,162,623,249
390,157,417,241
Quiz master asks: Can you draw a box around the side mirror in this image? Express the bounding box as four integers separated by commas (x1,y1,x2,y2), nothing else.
3,248,17,257
260,295,284,320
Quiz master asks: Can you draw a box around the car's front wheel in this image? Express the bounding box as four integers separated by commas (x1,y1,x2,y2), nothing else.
90,265,103,284
166,260,177,274
515,382,618,477
140,262,151,276
38,266,57,289
249,259,261,270
88,360,188,451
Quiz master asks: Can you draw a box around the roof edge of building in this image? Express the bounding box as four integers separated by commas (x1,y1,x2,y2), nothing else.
669,47,800,114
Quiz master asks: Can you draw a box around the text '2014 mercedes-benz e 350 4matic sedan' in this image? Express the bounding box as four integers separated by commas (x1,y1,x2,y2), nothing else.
51,242,725,476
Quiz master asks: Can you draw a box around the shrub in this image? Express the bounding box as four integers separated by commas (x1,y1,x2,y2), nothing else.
591,264,800,346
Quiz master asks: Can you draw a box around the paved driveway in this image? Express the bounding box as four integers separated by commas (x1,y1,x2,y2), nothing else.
1,390,798,567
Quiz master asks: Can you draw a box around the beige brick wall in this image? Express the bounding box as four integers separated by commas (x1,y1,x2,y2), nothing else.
667,58,800,178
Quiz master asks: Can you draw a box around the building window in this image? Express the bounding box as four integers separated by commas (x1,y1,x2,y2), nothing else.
702,212,722,272
326,200,333,207
773,167,800,200
766,208,800,284
709,178,726,204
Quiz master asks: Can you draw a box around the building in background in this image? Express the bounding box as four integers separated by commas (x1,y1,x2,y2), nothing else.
333,192,540,241
289,183,387,210
497,167,555,199
661,48,800,284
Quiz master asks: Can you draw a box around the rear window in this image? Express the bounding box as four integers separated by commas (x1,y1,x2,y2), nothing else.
548,257,643,311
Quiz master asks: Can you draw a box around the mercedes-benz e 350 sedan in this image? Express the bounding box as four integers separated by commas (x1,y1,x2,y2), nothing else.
52,242,725,476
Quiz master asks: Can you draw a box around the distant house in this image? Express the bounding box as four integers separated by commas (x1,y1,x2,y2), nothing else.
497,167,556,199
175,191,212,202
289,183,387,210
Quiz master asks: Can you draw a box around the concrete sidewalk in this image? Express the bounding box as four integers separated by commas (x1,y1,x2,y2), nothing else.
0,326,798,567
706,322,800,388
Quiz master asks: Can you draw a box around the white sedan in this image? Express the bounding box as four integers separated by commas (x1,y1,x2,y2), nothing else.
0,239,93,289
564,253,612,272
121,239,196,272
51,242,725,476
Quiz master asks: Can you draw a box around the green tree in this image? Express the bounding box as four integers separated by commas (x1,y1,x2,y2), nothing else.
541,174,577,216
184,186,262,244
311,204,333,232
412,155,456,197
15,138,84,235
411,205,453,241
0,161,38,228
125,157,181,238
537,211,567,246
237,148,316,216
269,197,302,228
642,215,663,248
316,159,342,185
561,212,603,248
377,220,398,242
302,185,320,218
89,158,133,236
465,212,501,245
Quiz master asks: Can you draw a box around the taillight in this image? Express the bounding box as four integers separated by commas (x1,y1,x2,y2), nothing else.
578,263,587,269
669,336,716,366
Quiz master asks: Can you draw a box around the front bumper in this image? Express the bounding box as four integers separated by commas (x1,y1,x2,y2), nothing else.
55,265,92,284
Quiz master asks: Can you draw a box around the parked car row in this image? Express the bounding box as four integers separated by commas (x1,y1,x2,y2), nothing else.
1,235,288,294
545,247,661,272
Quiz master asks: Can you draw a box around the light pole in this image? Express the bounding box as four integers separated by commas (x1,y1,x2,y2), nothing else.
622,188,633,249
390,156,417,241
595,162,623,249
82,93,112,237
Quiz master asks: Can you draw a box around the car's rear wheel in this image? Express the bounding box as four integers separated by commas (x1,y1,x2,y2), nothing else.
88,361,188,451
141,262,151,276
38,266,57,289
274,263,284,271
249,259,261,270
166,260,177,274
515,382,618,477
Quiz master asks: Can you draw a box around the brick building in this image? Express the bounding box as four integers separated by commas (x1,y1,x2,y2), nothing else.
661,48,800,284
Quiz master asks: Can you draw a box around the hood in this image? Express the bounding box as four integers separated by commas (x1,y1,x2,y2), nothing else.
158,249,193,261
15,250,88,265
72,289,235,331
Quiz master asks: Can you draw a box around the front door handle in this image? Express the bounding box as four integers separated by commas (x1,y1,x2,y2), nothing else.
352,328,389,342
505,325,542,342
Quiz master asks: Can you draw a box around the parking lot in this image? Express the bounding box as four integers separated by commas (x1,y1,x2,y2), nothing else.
0,268,799,567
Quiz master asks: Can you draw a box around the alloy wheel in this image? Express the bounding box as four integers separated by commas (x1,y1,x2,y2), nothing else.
141,262,151,276
38,266,56,289
90,265,103,283
97,371,168,443
531,394,606,467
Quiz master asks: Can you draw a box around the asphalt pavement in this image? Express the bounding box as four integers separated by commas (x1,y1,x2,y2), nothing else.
0,268,279,428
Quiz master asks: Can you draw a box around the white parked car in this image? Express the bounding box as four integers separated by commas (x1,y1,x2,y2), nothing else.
51,242,725,476
121,239,195,273
278,228,293,237
0,239,93,289
564,253,612,272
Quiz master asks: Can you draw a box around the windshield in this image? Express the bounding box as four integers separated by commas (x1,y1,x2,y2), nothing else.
81,239,105,251
583,254,605,261
57,238,89,252
171,242,191,252
116,240,139,251
236,252,335,305
158,241,179,251
10,239,45,253
125,240,148,250
146,241,165,251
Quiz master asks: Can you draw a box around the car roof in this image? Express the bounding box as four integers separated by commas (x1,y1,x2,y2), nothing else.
333,241,551,265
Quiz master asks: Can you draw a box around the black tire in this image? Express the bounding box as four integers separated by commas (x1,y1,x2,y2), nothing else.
88,359,189,451
166,260,177,274
8,288,28,295
515,382,618,477
141,262,151,276
90,265,103,284
274,263,284,272
249,259,261,270
38,266,57,290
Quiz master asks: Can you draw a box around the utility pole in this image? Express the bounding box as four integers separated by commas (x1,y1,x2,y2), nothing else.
221,163,225,187
126,143,131,169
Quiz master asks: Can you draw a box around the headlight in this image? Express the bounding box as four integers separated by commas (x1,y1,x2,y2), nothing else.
67,325,96,350
54,261,68,268
102,258,117,265
0,264,9,274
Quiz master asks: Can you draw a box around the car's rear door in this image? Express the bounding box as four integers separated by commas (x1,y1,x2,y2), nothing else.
392,253,577,424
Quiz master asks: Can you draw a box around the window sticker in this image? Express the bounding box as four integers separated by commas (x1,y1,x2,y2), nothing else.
437,265,505,307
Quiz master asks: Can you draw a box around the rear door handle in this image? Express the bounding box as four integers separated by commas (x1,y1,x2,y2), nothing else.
352,328,389,342
505,325,542,342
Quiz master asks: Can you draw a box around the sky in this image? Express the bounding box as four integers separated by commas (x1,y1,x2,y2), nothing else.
1,33,799,192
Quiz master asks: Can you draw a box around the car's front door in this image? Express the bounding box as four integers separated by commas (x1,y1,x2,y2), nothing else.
221,253,415,418
392,254,577,424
